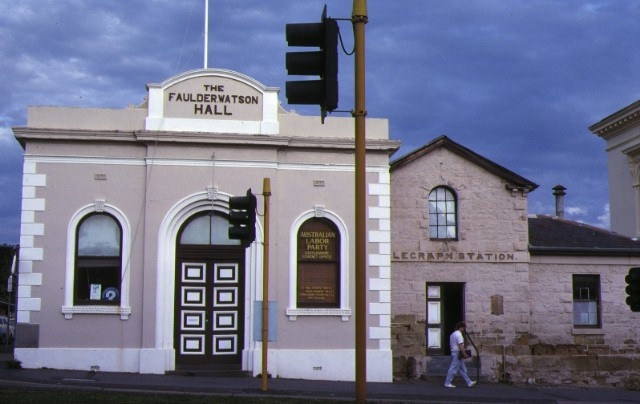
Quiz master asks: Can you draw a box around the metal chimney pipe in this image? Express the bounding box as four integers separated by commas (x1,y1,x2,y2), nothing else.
552,185,566,219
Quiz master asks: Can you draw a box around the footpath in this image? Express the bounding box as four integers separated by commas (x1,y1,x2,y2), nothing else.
1,352,639,403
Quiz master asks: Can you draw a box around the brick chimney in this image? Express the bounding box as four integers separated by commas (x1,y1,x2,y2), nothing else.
552,185,566,219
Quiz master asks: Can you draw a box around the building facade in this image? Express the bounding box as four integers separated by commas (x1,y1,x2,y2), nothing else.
12,69,400,381
528,215,640,386
13,69,640,387
590,100,640,238
390,136,640,387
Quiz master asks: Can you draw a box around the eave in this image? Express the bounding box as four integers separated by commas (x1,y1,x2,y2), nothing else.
589,99,640,140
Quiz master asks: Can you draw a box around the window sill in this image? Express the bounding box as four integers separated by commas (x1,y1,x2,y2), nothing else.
571,327,604,335
286,308,351,322
62,305,131,320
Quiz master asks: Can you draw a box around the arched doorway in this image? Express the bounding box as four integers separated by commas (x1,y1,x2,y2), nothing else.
174,211,246,371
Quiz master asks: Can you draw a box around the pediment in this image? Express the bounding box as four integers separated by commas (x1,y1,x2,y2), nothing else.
145,69,280,135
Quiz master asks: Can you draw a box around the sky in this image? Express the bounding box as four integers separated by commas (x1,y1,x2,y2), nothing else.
1,0,640,245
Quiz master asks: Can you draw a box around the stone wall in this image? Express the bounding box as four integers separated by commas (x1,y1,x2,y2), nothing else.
525,256,640,387
391,147,530,255
389,255,640,387
391,314,426,377
389,142,640,387
390,144,532,382
391,313,640,388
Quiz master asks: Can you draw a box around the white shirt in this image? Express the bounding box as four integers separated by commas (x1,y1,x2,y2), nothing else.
449,329,464,352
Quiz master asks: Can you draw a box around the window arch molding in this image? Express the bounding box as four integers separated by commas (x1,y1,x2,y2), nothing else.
286,207,351,321
62,201,132,319
428,185,458,240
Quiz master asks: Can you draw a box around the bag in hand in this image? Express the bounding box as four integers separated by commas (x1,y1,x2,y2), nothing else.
457,349,472,360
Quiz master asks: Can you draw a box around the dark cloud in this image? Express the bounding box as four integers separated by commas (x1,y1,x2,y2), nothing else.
1,0,639,243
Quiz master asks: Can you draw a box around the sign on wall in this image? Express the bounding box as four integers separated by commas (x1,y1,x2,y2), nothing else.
163,76,262,121
145,69,280,135
297,218,340,307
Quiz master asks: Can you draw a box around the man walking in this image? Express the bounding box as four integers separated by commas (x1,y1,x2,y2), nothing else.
444,321,476,388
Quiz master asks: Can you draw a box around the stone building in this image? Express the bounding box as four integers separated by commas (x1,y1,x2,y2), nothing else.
528,215,640,386
12,68,399,381
390,136,640,387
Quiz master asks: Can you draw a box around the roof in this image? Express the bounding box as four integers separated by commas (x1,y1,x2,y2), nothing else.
390,136,538,192
528,215,640,256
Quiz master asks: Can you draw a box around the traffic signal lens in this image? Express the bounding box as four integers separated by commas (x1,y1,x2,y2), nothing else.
286,23,323,47
285,80,324,105
286,51,324,76
625,267,640,312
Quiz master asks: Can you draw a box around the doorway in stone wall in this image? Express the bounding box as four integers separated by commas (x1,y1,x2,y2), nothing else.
425,282,465,355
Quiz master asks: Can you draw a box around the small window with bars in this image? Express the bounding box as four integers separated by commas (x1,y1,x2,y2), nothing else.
572,274,600,327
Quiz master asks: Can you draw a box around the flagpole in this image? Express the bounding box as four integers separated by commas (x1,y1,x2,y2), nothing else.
204,0,209,68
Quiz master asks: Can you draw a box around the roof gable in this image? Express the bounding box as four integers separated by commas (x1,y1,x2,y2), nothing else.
390,136,538,192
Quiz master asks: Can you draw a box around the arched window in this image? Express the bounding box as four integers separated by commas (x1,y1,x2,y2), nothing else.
287,208,350,320
428,186,457,240
179,212,240,246
74,213,122,305
296,218,340,308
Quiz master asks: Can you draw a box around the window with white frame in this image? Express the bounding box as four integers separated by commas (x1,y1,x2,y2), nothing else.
296,218,340,308
63,202,131,319
572,274,600,327
428,186,457,240
286,208,351,320
74,213,123,305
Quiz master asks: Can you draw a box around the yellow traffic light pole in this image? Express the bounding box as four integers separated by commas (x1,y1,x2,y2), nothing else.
284,2,368,399
261,178,271,391
352,1,368,403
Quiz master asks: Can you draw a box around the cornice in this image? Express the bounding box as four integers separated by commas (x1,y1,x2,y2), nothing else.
13,127,137,143
13,127,400,152
589,99,640,140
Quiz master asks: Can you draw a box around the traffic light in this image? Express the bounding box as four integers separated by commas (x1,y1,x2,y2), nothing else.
285,5,338,123
228,189,257,244
625,267,640,312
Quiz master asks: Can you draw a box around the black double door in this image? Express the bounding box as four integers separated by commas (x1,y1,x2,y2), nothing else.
174,247,245,370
